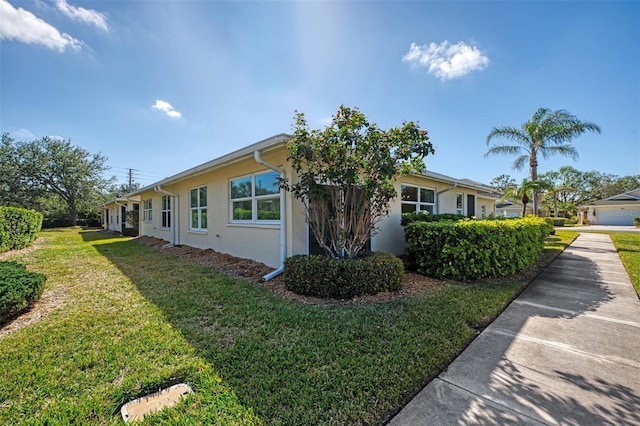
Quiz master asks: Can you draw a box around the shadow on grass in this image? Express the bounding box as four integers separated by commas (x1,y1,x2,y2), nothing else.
84,229,638,425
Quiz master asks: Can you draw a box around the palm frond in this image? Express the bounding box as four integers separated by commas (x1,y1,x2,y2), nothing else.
486,126,530,146
484,144,525,159
535,110,601,145
512,154,528,171
540,145,579,161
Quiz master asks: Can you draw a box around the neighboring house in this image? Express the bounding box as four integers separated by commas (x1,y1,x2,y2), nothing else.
100,197,140,233
495,200,533,217
101,134,499,275
579,188,640,225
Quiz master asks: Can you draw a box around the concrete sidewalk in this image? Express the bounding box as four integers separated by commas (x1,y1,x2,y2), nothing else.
389,233,640,425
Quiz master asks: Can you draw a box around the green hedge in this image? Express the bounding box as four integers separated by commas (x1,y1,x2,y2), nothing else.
404,217,550,281
233,209,280,221
284,252,404,299
634,217,640,227
400,212,465,226
0,207,43,252
0,261,47,323
542,218,557,235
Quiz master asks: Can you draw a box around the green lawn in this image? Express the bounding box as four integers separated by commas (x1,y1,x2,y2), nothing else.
610,232,640,295
0,228,577,425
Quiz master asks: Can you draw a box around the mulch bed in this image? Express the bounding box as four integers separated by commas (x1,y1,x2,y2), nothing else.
135,236,448,306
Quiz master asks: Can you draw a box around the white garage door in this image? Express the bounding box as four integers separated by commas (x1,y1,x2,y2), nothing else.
596,207,640,225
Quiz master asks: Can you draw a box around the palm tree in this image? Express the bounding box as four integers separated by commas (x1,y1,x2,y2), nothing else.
503,178,553,217
546,184,575,218
485,108,600,215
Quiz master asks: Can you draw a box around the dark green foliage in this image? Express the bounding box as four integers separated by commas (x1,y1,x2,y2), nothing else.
0,261,46,323
233,209,279,220
41,218,101,229
282,105,434,259
542,218,556,235
122,228,139,237
552,218,566,226
1,134,114,226
404,217,550,281
634,217,640,227
284,252,404,298
400,212,465,226
0,206,43,252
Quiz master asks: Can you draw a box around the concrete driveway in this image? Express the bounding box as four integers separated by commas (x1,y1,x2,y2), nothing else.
389,233,640,425
564,225,640,233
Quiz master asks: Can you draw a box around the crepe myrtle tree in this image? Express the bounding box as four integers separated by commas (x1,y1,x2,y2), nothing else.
281,105,434,259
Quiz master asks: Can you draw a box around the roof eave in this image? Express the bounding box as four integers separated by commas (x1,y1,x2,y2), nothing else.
128,133,291,196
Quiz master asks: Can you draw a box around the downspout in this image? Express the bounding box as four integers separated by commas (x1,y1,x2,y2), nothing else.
436,182,458,214
254,150,286,281
154,186,179,248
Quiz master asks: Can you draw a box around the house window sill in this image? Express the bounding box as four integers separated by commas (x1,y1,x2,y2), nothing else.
227,223,280,230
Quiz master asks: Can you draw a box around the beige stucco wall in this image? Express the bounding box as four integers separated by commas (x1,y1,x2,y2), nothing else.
116,148,496,265
372,176,492,255
136,146,308,269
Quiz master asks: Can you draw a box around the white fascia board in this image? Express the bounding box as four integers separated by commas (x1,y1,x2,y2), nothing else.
414,170,494,193
127,133,291,197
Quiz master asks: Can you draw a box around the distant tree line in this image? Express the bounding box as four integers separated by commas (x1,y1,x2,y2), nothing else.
0,133,136,226
491,167,640,218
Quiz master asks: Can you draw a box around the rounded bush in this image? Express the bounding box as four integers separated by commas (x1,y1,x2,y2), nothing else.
0,207,43,252
0,261,46,323
284,252,404,299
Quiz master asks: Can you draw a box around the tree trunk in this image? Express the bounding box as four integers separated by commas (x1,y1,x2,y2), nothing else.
553,195,558,217
68,200,78,226
522,193,529,217
530,150,539,216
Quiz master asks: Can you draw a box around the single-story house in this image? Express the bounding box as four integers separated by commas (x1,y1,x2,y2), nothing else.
101,134,499,277
496,201,526,217
579,188,640,225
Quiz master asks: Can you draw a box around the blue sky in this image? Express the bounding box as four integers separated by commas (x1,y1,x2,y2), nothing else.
1,0,638,188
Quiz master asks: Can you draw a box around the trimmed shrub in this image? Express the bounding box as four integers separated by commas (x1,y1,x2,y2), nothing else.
284,252,404,299
542,218,556,235
404,217,550,281
0,207,43,252
0,261,46,323
551,218,565,227
122,227,139,237
400,212,465,227
634,217,640,227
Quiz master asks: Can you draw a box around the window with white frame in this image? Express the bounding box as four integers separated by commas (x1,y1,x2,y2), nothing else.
456,193,464,215
401,184,435,214
161,195,171,228
190,186,207,230
143,199,152,222
230,171,280,223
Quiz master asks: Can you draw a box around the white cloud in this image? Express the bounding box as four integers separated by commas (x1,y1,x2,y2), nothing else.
152,100,182,118
55,0,108,31
402,41,489,81
0,0,82,51
11,128,36,141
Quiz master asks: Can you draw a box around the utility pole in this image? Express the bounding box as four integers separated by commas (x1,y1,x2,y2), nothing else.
128,168,134,193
